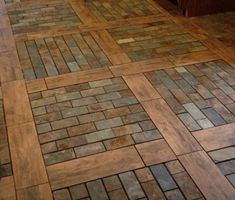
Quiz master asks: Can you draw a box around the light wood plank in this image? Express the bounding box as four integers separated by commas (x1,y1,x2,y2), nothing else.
45,68,113,89
26,79,47,94
179,151,235,200
0,176,16,200
193,123,235,152
69,0,98,25
124,74,160,101
142,99,201,155
47,146,144,190
8,122,48,189
136,139,176,166
169,51,219,67
0,51,23,83
91,30,131,65
110,58,173,76
17,183,52,200
0,28,15,53
2,80,33,126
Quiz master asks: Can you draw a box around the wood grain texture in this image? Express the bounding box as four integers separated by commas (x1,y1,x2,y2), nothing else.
110,58,173,76
0,51,23,83
124,74,160,101
136,139,176,166
47,146,144,190
169,51,219,67
17,183,52,200
179,151,235,200
8,122,48,189
91,30,131,65
142,99,201,155
69,0,98,25
26,79,47,94
193,123,235,151
45,68,113,89
2,80,33,126
0,176,16,200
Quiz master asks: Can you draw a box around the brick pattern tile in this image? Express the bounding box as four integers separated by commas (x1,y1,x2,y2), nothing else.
86,0,161,22
7,0,82,34
29,77,162,166
146,60,235,131
17,32,111,80
108,21,207,62
209,146,235,188
53,159,203,200
0,97,13,178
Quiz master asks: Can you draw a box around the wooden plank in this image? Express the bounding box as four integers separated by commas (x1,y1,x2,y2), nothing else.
110,58,173,76
2,80,33,126
26,79,47,94
179,151,235,200
8,122,48,189
193,123,235,152
169,51,219,67
45,68,113,89
17,183,52,200
0,51,23,83
136,139,176,166
47,146,144,190
69,0,98,25
91,30,131,65
0,176,16,200
123,74,160,101
0,28,15,53
141,99,201,155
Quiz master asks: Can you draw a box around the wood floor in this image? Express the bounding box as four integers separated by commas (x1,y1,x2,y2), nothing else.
0,0,235,199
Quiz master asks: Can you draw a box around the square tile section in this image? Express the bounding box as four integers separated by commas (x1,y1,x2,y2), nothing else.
7,0,82,34
29,77,162,165
86,0,162,22
108,21,208,62
145,60,235,131
16,32,111,80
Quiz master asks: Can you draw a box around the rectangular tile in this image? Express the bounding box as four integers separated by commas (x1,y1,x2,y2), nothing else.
142,99,201,155
179,151,235,200
136,139,176,166
8,122,48,189
47,146,144,190
2,80,33,126
124,74,160,101
193,123,235,151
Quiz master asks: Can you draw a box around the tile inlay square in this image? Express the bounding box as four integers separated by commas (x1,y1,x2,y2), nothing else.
108,21,208,62
29,77,163,165
85,0,162,22
7,0,82,34
17,32,112,80
146,60,235,131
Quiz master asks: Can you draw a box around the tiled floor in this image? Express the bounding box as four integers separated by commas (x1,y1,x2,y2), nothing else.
7,0,82,34
0,0,235,199
85,0,161,21
17,32,111,79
